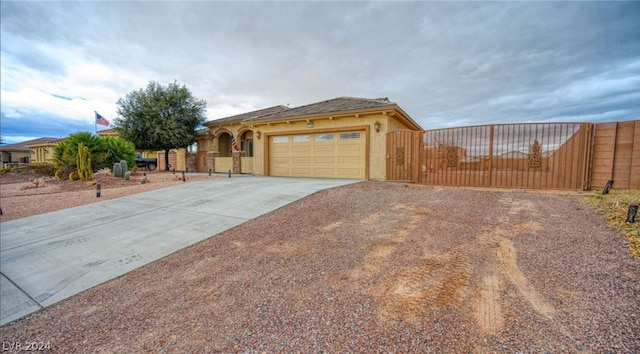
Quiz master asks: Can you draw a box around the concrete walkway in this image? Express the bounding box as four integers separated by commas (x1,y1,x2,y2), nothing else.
0,176,357,326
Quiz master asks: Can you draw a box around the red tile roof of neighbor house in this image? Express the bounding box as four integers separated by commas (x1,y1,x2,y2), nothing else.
0,137,64,151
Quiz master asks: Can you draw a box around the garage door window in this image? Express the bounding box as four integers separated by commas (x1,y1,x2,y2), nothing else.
294,135,310,143
340,132,361,140
315,133,333,141
273,137,289,143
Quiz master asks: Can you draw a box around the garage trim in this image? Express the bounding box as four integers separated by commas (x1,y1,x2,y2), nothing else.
264,125,371,179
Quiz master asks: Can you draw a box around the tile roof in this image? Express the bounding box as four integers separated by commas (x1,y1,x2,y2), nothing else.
0,137,64,151
205,105,289,126
243,97,395,123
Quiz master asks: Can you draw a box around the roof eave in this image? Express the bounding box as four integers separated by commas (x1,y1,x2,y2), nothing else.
243,104,401,125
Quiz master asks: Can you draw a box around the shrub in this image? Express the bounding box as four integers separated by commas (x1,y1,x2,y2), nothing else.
53,132,105,171
27,164,57,176
52,133,136,179
103,136,135,171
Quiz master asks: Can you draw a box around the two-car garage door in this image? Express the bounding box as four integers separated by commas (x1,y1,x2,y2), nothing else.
269,130,366,179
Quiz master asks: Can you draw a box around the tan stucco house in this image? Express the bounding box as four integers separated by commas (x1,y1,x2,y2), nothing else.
196,97,423,180
1,137,64,166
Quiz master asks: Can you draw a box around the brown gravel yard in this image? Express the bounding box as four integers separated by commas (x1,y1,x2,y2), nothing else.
1,181,639,352
0,171,221,221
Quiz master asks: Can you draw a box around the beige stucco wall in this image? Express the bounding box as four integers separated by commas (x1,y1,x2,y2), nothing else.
27,144,58,164
386,114,420,132
200,109,421,180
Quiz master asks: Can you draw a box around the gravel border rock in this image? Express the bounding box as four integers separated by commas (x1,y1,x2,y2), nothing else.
1,182,638,352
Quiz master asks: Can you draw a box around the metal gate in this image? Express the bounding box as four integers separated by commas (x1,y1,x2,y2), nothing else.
387,123,594,190
386,130,422,182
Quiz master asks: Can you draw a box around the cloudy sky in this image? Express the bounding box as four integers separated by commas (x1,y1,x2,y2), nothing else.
1,1,639,145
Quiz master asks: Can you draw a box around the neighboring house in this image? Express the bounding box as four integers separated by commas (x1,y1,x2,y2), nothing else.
0,137,64,166
96,128,119,136
197,96,423,180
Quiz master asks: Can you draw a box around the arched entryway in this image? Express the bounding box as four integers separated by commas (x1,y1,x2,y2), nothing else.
239,130,254,157
218,132,232,157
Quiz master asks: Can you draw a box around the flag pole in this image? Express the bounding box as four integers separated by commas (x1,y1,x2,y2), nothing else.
94,111,97,135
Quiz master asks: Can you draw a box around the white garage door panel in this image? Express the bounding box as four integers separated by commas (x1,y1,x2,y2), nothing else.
269,131,365,178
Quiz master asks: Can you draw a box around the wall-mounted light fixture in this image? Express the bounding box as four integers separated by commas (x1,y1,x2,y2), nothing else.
374,121,381,132
256,131,262,139
306,122,315,128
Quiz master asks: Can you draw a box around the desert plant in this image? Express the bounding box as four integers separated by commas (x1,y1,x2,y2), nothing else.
76,143,93,181
113,162,123,178
0,165,10,175
53,132,105,171
68,171,80,181
102,136,135,171
26,164,57,176
124,171,131,180
119,160,128,173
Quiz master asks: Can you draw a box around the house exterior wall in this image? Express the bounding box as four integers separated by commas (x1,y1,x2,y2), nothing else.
199,103,422,180
157,148,187,171
3,151,30,164
28,145,57,164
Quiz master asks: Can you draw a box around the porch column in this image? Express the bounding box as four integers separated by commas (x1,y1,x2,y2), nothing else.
232,151,246,174
186,152,196,172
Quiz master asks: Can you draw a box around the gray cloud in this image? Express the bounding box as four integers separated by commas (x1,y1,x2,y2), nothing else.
1,1,638,142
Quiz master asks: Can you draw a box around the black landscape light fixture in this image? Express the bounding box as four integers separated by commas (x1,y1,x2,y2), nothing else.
626,204,638,224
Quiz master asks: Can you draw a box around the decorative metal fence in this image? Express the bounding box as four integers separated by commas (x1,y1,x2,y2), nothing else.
387,123,595,190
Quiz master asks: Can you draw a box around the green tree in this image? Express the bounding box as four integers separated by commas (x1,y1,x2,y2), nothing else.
114,81,207,170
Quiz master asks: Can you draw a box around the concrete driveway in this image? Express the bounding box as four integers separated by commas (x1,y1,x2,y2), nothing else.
0,176,357,325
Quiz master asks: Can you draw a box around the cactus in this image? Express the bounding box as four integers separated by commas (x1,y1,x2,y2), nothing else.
69,171,80,181
124,171,131,180
119,160,128,174
113,162,123,178
76,143,93,181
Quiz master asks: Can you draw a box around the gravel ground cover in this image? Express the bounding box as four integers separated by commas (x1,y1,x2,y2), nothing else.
0,171,221,222
1,182,639,352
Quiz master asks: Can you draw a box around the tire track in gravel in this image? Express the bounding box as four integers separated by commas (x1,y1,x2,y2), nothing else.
476,274,504,335
496,237,555,318
348,196,559,338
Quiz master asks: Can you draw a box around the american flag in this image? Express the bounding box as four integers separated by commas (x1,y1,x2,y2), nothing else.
95,112,110,126
231,134,239,151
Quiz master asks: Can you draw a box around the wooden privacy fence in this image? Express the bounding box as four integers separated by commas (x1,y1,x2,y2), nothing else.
387,123,595,190
590,120,640,190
